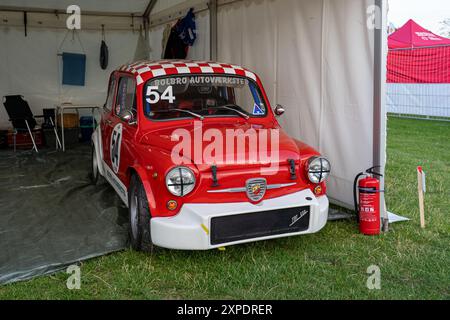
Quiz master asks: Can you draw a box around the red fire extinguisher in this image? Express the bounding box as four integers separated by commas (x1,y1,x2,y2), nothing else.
353,167,384,236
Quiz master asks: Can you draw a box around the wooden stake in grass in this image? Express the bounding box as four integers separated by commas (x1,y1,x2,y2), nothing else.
417,166,426,229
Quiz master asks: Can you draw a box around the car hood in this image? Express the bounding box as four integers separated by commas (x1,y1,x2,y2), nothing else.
139,121,316,172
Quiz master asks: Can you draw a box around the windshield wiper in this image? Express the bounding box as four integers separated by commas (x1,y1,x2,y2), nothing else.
172,109,204,120
215,104,250,120
153,109,204,120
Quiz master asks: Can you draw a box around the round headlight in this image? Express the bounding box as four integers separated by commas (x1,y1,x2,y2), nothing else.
165,167,196,197
307,157,331,184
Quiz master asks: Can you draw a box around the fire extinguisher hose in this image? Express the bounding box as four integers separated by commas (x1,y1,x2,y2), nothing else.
353,172,366,218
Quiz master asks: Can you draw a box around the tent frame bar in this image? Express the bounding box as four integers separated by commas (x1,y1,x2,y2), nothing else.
148,0,209,28
209,0,218,60
144,0,158,19
390,44,450,51
0,5,143,18
143,0,158,39
373,0,388,231
147,0,240,29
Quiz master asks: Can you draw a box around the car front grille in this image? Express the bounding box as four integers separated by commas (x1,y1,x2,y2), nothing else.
210,206,310,245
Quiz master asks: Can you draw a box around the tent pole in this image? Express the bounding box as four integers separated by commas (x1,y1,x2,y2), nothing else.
373,0,388,232
143,0,158,40
23,11,27,37
209,0,218,61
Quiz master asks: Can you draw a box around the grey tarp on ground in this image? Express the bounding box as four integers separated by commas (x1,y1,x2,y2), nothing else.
0,145,128,285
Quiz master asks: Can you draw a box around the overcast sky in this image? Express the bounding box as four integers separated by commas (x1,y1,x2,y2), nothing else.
389,0,450,35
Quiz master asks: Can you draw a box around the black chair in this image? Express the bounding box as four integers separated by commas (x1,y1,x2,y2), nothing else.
42,108,56,129
3,95,61,152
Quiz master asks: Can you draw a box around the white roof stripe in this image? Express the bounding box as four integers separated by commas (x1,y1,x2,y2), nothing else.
152,69,166,77
176,67,191,74
200,66,214,73
245,70,257,81
223,68,236,75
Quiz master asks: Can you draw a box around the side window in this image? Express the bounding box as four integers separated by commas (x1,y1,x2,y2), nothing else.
105,76,116,111
115,77,137,119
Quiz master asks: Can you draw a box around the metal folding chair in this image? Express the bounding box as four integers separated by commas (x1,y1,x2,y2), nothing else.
3,95,61,153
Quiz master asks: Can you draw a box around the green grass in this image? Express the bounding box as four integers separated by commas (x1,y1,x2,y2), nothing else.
0,117,449,300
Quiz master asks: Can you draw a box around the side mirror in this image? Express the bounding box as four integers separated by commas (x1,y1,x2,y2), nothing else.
120,110,137,125
274,104,285,117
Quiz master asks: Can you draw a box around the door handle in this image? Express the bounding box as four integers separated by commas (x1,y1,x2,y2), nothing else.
104,119,112,125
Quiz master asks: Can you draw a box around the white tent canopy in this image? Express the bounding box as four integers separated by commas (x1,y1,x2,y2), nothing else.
0,0,388,215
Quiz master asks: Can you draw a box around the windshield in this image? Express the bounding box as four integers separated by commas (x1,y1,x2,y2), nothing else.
143,75,267,121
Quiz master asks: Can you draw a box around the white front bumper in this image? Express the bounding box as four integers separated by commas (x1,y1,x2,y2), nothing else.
150,189,329,250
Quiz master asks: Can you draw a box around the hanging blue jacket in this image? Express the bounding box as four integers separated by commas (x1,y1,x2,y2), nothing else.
175,8,197,46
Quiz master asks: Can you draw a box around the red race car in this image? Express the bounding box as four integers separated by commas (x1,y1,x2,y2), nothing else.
92,60,331,251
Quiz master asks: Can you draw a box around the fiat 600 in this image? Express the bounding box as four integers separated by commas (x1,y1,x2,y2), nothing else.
91,60,331,251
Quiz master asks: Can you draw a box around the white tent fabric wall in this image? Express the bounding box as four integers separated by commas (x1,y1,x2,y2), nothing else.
0,27,141,128
216,0,377,208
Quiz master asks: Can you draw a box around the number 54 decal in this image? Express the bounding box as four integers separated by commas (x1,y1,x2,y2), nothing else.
146,86,176,104
110,123,123,174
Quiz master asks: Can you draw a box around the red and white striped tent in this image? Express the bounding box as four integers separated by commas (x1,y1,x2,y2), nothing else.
387,19,450,119
388,19,450,83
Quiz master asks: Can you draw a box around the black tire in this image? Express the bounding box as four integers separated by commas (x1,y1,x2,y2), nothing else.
128,174,154,253
91,144,99,185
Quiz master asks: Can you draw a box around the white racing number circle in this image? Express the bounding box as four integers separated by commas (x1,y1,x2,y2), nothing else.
110,123,123,174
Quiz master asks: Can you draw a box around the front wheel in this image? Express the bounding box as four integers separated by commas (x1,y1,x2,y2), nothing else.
128,174,154,253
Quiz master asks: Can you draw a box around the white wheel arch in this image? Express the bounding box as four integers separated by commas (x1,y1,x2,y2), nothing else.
91,126,105,177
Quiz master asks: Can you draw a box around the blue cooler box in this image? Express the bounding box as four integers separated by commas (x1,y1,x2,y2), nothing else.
79,116,96,143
